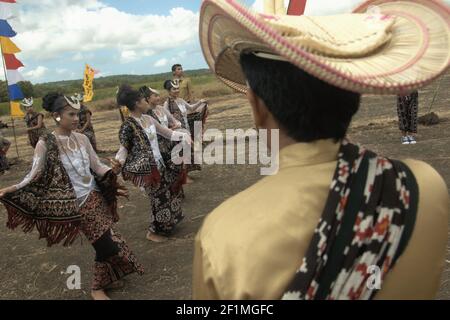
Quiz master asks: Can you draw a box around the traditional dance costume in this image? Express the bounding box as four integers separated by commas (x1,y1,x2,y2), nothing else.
164,97,207,172
0,130,10,174
0,132,143,291
116,115,188,235
24,112,47,149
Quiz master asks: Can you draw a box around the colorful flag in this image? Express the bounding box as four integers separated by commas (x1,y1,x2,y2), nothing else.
0,19,16,37
10,101,24,118
3,53,23,69
6,69,23,84
7,84,23,100
0,36,20,54
83,64,96,102
287,0,307,15
0,2,14,20
0,1,17,3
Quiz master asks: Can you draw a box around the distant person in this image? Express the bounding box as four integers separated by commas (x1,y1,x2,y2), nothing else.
21,98,47,149
74,93,99,152
172,64,194,103
397,90,419,145
172,64,210,139
0,121,10,175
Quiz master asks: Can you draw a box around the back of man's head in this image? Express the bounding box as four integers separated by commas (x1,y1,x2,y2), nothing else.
240,53,361,143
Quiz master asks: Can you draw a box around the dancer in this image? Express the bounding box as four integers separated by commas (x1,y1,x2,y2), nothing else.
115,85,191,243
163,80,207,180
0,121,10,175
22,97,47,149
140,86,188,198
0,92,143,300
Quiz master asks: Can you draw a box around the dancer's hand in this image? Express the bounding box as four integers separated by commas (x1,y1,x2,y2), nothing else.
0,186,15,198
109,158,122,175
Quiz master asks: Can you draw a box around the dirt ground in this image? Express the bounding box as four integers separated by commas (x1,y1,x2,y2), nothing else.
0,72,449,300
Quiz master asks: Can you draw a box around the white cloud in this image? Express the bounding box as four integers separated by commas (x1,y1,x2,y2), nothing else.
120,50,138,63
56,68,69,74
72,52,84,61
154,58,169,68
10,0,199,62
24,66,49,80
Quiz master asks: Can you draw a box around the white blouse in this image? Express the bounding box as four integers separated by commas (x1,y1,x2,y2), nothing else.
153,106,181,129
14,132,111,206
163,98,205,131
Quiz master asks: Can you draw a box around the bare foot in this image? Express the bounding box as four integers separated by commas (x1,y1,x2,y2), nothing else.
146,231,169,243
186,177,194,184
91,289,111,300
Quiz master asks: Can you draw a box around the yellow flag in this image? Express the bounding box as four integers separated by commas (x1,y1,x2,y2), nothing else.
0,36,21,54
83,64,96,102
10,101,25,118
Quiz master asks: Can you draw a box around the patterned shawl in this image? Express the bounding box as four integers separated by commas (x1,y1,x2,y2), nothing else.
0,133,121,247
119,117,161,188
167,98,188,130
24,112,45,128
148,110,187,193
282,140,418,300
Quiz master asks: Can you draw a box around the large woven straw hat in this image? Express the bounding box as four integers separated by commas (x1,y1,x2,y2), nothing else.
199,0,450,94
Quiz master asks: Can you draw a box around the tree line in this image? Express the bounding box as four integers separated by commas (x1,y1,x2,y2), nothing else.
0,69,211,102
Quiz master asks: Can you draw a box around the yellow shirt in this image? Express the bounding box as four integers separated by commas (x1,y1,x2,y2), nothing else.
177,77,193,102
193,139,449,300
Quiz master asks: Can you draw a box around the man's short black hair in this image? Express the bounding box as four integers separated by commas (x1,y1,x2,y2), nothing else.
172,64,182,72
240,53,361,142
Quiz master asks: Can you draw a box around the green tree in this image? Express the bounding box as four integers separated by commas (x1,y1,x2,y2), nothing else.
18,81,34,98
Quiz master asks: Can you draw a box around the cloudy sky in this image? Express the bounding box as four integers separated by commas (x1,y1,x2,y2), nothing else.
2,0,449,83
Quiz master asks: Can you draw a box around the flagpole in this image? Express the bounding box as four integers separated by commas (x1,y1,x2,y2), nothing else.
0,38,20,159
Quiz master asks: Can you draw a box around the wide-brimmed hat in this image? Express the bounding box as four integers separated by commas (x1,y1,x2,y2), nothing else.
199,0,450,95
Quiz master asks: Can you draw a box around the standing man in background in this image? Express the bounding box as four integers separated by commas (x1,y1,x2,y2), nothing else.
172,64,194,103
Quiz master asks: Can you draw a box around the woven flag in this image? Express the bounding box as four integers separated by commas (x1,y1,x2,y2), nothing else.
0,19,16,37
